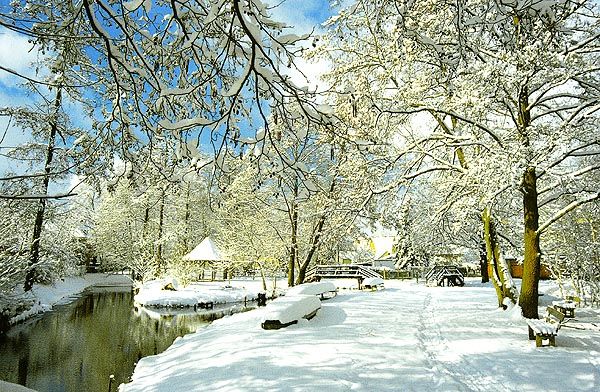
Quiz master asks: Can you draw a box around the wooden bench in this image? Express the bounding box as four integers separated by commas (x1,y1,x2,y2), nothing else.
286,282,338,300
363,277,384,291
261,307,319,330
525,306,566,347
552,296,580,318
261,295,321,330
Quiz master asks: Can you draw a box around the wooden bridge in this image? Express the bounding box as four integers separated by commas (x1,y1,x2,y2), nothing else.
425,265,465,287
305,264,382,289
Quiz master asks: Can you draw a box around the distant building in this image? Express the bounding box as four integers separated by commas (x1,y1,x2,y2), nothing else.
504,257,552,280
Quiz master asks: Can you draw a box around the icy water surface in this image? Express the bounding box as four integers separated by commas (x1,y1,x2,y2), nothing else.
0,286,255,392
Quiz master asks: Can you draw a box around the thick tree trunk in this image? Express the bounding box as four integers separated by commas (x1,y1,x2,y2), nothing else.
519,167,541,321
24,88,62,292
25,203,47,292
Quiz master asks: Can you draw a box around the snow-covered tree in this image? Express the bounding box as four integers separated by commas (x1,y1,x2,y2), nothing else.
94,151,213,281
1,0,336,186
315,0,600,318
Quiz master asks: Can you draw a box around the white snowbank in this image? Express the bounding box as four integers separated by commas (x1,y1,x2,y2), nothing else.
10,273,132,324
286,281,336,296
363,277,384,287
134,279,260,308
261,294,321,325
0,380,37,392
121,278,600,392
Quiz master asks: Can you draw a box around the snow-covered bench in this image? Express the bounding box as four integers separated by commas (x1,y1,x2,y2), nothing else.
286,281,337,300
552,295,580,318
261,295,321,330
363,277,384,291
525,306,566,347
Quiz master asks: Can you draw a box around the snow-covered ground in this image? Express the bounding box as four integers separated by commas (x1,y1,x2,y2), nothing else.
120,278,600,391
134,278,264,308
8,273,132,325
0,380,37,392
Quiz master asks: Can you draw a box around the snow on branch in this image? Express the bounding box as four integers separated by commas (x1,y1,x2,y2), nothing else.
538,191,600,235
539,139,600,178
372,104,504,147
0,192,77,200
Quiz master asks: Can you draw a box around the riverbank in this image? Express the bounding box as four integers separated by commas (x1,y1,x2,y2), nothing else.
4,273,133,326
134,278,272,308
120,278,600,391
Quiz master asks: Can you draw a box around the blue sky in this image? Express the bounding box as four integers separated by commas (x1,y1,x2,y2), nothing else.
0,0,334,179
0,27,42,175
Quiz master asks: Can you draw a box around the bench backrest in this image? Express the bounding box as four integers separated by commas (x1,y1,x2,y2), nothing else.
546,306,566,324
566,295,581,304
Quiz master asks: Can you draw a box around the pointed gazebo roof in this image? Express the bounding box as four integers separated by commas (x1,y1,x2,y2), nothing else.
183,237,227,262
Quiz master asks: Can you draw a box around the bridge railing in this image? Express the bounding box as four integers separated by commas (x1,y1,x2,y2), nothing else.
306,264,382,281
425,265,464,285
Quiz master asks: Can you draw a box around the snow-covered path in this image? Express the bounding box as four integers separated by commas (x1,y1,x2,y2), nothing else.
121,280,600,391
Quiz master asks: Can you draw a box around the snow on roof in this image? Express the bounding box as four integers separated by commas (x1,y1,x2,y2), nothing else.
182,237,226,261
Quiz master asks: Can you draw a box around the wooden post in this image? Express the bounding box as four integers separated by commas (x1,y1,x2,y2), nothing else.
108,374,115,392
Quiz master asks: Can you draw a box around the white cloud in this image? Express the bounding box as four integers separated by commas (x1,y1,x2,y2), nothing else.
261,1,334,93
286,56,331,94
0,27,41,83
265,0,332,34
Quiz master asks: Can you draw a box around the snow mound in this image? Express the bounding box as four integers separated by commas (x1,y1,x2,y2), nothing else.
262,295,321,325
0,380,37,392
134,280,259,308
363,277,384,287
135,288,204,307
286,282,337,296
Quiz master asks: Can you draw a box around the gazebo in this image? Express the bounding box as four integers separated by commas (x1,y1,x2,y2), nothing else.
183,237,229,281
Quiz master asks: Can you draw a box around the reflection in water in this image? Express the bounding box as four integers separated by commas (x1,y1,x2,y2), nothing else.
0,287,255,392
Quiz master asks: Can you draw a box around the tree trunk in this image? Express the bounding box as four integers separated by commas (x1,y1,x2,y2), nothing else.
257,262,267,291
482,208,505,307
24,87,62,292
182,184,191,253
479,241,489,283
482,207,518,308
519,167,541,321
287,200,297,287
296,214,326,285
155,190,165,275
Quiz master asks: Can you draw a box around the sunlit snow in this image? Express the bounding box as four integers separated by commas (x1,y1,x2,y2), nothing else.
120,279,600,391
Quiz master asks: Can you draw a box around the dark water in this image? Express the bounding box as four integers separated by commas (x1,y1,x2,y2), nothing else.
0,286,255,392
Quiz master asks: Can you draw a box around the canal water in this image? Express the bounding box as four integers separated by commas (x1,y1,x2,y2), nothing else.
0,286,255,392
